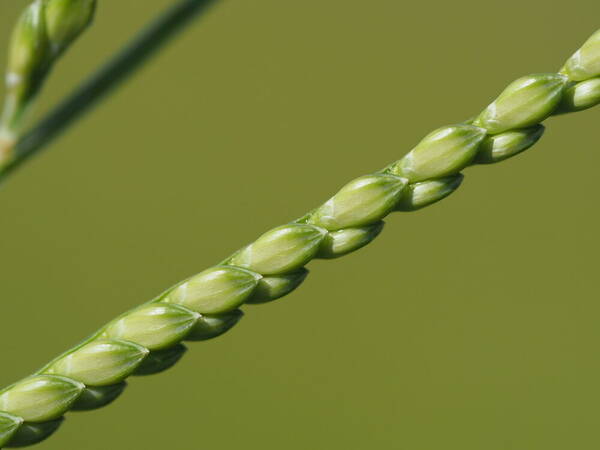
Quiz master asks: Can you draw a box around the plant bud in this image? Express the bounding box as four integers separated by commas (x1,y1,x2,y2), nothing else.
473,125,544,164
166,266,260,314
556,78,600,113
0,412,23,448
44,0,96,55
475,73,567,134
45,339,149,386
229,224,327,275
104,303,199,351
71,382,127,411
561,29,600,81
392,125,486,182
0,375,83,422
4,418,63,448
308,175,406,230
8,1,49,80
134,344,187,376
317,222,384,259
396,175,463,211
246,269,309,304
185,310,244,341
6,1,50,105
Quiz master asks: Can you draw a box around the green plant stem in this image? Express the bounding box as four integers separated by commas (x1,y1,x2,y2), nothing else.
0,0,218,182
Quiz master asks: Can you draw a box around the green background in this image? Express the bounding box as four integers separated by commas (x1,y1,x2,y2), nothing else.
1,1,599,449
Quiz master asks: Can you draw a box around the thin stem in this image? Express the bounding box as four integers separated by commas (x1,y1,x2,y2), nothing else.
0,0,218,182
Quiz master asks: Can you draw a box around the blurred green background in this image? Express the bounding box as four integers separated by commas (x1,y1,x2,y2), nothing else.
1,1,600,449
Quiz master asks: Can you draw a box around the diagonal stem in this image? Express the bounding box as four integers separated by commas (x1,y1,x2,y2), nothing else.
0,0,218,182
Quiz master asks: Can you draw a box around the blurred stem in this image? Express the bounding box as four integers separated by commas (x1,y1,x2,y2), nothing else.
0,0,218,182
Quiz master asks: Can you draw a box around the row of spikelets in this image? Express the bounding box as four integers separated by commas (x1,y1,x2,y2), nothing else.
0,6,600,449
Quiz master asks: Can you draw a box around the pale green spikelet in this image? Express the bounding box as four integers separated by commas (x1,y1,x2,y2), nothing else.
0,0,96,155
317,222,384,258
185,310,244,341
71,383,127,411
6,1,50,92
475,73,567,133
473,125,545,164
308,174,406,230
165,266,261,314
390,125,486,182
44,0,96,56
103,304,199,351
134,344,188,376
229,224,327,275
246,269,309,304
5,418,63,448
0,375,83,422
2,1,50,134
556,78,600,113
561,28,600,81
44,339,149,386
396,175,463,211
0,412,23,448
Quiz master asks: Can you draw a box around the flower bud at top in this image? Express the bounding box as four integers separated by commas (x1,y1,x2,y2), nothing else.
396,175,463,211
473,125,544,164
475,73,567,134
185,310,244,341
561,29,600,81
165,266,260,314
4,418,63,448
246,269,309,304
0,412,23,448
391,125,486,182
229,224,327,275
71,382,127,411
0,375,84,422
45,339,149,386
1,0,96,139
317,222,384,259
5,1,50,109
7,1,49,80
556,78,600,113
44,0,96,56
104,303,199,351
308,174,406,231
